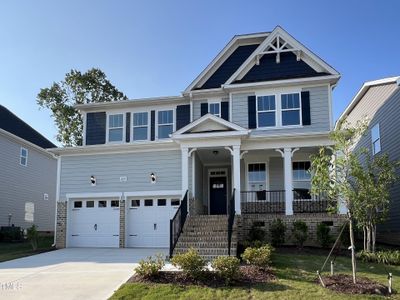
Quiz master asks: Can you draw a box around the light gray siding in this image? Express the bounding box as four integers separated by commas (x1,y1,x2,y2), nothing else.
269,157,284,190
193,101,201,121
232,92,252,128
0,134,57,231
59,150,181,200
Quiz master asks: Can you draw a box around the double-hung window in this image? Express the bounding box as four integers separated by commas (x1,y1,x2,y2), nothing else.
257,95,276,127
133,112,148,141
293,161,311,181
248,163,266,191
371,123,381,155
158,110,173,139
209,102,221,117
281,93,301,126
20,147,28,166
108,114,124,142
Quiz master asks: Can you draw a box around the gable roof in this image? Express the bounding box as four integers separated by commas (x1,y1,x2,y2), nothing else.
0,105,56,149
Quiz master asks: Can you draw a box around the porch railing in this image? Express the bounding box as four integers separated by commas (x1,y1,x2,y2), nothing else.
293,189,336,213
169,190,188,258
227,189,235,256
241,190,285,214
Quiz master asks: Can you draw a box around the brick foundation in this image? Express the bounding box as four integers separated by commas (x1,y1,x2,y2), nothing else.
55,201,67,248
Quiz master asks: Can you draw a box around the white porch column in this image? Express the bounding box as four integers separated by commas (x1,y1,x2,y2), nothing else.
276,148,295,215
181,146,189,201
232,145,241,215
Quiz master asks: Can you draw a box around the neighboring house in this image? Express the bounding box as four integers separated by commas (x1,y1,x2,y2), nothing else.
50,26,346,256
0,105,57,232
337,76,400,246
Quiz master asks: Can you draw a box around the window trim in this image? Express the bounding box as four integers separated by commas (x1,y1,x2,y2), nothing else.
371,123,381,155
256,95,276,128
131,111,150,142
280,92,302,127
20,147,28,166
292,160,311,182
156,108,175,140
246,162,269,191
106,112,125,143
208,101,221,118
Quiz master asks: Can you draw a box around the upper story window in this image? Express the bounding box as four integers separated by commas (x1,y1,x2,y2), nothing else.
108,114,124,142
293,161,311,181
371,123,381,155
133,112,148,141
248,163,266,191
257,95,276,127
20,147,28,166
209,102,221,117
158,110,173,139
281,93,301,126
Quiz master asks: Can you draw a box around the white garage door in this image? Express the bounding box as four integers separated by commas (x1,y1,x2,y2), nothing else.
69,199,120,248
127,197,180,248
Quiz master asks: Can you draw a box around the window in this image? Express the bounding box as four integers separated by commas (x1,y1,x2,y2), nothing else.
158,110,173,139
371,123,381,155
281,93,301,126
293,161,311,181
209,103,220,117
131,200,140,207
133,112,148,141
108,114,124,142
98,201,107,208
74,201,82,208
111,200,119,207
257,96,276,127
86,201,94,208
20,147,28,166
157,199,166,206
248,163,266,191
144,199,153,206
171,199,180,206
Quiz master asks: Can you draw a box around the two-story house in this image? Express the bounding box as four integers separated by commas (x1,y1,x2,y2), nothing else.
338,76,400,246
0,105,57,233
50,26,346,257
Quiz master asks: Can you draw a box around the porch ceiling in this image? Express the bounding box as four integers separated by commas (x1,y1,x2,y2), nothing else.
196,148,231,165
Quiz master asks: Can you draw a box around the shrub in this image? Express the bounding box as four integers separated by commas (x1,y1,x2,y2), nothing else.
241,244,274,269
26,225,38,250
248,223,266,242
316,223,332,248
212,256,240,284
135,254,165,278
171,248,205,278
292,220,308,248
270,219,286,247
357,250,400,265
0,226,23,242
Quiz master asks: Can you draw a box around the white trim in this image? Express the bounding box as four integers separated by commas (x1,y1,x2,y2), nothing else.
156,108,176,140
106,112,125,144
124,190,181,197
66,192,123,200
246,162,269,191
19,147,28,166
256,94,277,128
208,101,221,118
131,110,150,142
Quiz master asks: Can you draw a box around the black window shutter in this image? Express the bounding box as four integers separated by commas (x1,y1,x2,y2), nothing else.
221,101,229,121
150,110,155,141
248,95,257,129
86,112,106,145
301,91,311,125
125,112,130,142
200,102,208,116
176,104,191,130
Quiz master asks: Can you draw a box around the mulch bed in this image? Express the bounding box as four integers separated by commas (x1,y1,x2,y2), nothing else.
318,274,392,296
128,266,275,287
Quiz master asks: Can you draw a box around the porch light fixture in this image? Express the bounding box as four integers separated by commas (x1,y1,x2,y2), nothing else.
213,150,219,155
150,172,156,184
90,175,96,186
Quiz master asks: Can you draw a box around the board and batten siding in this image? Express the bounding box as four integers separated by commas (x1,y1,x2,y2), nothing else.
0,134,57,231
59,150,181,200
231,85,330,135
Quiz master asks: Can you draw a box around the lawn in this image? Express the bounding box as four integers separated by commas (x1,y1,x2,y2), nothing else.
110,251,400,300
0,236,54,262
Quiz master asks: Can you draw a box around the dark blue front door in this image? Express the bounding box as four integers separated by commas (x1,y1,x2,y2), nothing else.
210,176,227,215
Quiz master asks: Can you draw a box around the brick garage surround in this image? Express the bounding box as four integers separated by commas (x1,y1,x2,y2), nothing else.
119,200,125,248
236,213,347,247
55,201,67,248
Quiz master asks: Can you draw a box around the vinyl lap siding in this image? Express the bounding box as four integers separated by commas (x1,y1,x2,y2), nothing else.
59,150,181,200
0,135,56,231
269,157,284,190
193,101,201,121
232,93,252,128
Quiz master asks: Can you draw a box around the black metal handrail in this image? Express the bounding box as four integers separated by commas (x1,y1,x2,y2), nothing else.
227,189,235,256
240,190,285,214
169,190,188,258
293,189,335,213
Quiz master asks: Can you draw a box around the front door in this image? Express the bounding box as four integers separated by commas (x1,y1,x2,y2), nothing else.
209,176,227,215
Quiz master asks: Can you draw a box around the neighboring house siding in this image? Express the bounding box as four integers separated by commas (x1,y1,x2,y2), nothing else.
59,150,181,200
0,134,56,231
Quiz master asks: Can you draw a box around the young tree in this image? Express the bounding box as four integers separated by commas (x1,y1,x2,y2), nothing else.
310,119,368,284
37,68,128,146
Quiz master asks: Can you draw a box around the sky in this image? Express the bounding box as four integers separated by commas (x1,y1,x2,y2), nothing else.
0,0,399,145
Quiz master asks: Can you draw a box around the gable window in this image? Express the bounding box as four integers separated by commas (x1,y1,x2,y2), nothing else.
209,103,221,117
293,161,311,181
248,163,266,191
133,112,148,141
281,93,301,126
108,114,124,142
158,110,173,139
257,96,276,127
371,123,381,155
20,147,28,166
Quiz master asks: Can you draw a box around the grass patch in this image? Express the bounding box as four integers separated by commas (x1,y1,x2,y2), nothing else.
110,252,400,300
0,236,54,262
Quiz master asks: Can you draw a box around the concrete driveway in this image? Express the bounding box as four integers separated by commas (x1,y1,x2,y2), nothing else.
0,248,169,300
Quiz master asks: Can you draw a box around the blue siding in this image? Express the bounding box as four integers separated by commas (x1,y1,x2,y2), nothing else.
221,101,229,121
85,112,106,145
201,103,208,116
